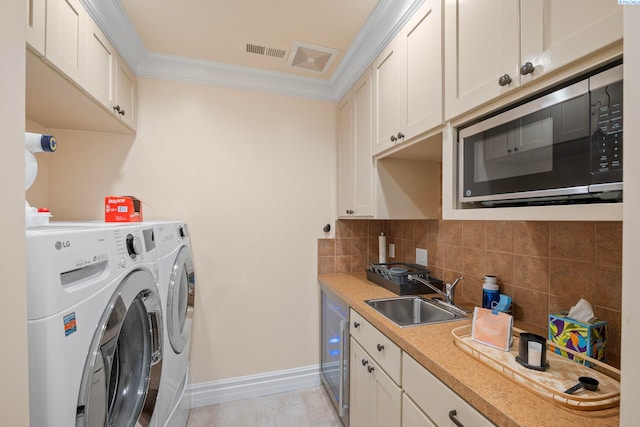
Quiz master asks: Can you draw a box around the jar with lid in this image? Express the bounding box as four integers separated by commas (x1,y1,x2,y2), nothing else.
482,275,500,310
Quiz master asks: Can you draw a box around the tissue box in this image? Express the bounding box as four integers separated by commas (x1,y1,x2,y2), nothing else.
548,312,607,367
105,196,142,222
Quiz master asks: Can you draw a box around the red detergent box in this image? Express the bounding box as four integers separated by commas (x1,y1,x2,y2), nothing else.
104,196,143,222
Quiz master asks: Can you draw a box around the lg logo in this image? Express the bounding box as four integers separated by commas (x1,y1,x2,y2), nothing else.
55,241,71,250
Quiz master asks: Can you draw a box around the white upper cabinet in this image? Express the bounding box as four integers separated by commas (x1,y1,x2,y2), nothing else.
115,55,137,130
25,0,137,133
338,70,374,218
444,0,520,120
26,0,46,56
45,0,88,87
520,0,622,84
445,0,623,121
87,19,116,112
373,0,442,156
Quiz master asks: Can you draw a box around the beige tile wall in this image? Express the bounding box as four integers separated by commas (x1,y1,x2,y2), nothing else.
318,219,622,367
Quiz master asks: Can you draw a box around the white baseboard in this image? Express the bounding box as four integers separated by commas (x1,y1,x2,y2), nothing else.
186,364,321,408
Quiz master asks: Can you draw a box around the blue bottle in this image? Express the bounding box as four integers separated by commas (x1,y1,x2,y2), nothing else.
482,275,500,310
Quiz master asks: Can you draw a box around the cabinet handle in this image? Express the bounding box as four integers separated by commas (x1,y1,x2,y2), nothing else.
498,74,512,87
390,135,397,142
113,105,126,116
353,322,360,328
377,344,384,352
367,365,375,373
448,410,465,427
397,132,404,139
520,61,535,75
361,359,369,366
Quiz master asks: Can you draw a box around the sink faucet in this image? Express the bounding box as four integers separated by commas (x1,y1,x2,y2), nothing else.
407,275,463,306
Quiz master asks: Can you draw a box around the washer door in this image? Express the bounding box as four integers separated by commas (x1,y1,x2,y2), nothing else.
76,269,163,427
167,246,195,354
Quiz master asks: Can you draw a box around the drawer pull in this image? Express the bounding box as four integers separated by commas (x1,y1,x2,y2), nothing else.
367,365,375,373
361,359,369,366
448,410,464,427
353,321,360,328
377,344,384,352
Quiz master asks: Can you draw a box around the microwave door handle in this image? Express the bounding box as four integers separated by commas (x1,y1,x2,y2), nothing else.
338,318,348,416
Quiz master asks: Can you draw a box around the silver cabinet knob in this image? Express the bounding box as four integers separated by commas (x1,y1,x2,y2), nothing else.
520,62,535,75
498,74,512,87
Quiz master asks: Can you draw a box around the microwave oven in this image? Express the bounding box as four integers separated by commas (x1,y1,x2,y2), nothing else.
459,63,623,206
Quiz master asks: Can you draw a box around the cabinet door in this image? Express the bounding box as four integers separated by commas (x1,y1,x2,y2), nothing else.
115,56,137,130
338,72,374,218
46,0,88,86
352,73,374,217
401,0,442,141
402,394,436,427
26,0,46,55
444,0,519,120
372,39,404,155
370,360,401,427
520,0,622,85
350,339,401,427
86,19,116,112
337,96,355,217
350,338,372,427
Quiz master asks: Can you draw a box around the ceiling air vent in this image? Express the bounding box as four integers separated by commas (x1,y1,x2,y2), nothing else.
287,41,339,74
246,43,287,59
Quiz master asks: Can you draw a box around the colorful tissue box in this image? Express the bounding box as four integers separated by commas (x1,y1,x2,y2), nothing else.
548,312,607,367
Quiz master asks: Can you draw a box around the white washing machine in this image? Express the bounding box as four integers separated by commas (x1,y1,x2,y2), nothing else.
149,221,195,427
26,223,164,426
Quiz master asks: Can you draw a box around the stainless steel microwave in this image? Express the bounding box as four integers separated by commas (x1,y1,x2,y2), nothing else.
459,63,623,206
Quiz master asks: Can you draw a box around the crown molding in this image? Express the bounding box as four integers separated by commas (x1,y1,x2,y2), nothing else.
81,0,423,101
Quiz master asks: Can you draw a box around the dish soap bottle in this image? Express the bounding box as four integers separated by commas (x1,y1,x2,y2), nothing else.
482,275,500,310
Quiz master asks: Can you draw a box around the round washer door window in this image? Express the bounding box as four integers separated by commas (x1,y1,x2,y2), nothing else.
168,246,196,354
77,269,162,427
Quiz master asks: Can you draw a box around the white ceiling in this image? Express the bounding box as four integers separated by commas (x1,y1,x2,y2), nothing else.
119,0,378,80
81,0,422,100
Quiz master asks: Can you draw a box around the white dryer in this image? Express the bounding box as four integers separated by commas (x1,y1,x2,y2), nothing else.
26,223,164,426
149,221,196,427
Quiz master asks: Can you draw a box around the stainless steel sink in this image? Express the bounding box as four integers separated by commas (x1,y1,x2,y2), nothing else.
365,296,468,327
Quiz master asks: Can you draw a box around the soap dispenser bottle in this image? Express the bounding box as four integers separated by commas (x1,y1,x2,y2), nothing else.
482,275,500,310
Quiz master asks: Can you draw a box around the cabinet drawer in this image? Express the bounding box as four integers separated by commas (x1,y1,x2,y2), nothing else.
402,353,494,427
350,309,401,384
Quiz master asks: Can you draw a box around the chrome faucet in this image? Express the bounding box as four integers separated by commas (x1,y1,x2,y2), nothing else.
407,275,464,307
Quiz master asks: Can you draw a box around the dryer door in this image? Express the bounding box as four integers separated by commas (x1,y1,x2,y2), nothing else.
76,269,163,427
168,246,196,354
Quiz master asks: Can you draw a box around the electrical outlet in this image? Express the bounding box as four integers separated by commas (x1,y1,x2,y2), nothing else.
416,248,428,266
388,243,395,258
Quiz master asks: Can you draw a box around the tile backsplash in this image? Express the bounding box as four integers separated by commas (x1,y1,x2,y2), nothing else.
318,219,622,367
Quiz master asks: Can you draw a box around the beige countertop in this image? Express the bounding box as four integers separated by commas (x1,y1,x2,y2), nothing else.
318,272,619,427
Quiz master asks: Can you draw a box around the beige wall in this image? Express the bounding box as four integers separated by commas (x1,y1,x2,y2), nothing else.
0,0,30,424
44,78,337,382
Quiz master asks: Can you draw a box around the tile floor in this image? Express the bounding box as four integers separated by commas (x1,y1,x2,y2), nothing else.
186,386,343,427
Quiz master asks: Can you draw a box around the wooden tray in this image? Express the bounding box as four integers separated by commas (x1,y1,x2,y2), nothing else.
451,324,620,411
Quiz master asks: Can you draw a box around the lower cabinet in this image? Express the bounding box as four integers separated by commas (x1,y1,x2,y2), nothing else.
402,394,436,427
348,310,494,426
402,353,494,426
350,338,401,427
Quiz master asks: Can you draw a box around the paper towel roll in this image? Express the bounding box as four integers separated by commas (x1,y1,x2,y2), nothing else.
379,233,386,263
